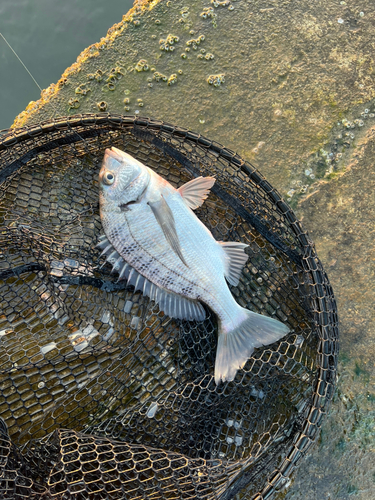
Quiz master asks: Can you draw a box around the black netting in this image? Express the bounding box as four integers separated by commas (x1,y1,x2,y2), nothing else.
0,114,338,499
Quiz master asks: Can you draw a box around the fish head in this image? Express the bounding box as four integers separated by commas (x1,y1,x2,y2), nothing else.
99,147,150,208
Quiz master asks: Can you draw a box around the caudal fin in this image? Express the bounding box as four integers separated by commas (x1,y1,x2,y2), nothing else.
215,310,289,384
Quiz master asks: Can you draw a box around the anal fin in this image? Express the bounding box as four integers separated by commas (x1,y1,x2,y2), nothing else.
96,236,204,322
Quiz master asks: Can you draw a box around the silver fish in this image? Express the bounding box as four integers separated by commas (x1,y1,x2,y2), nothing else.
98,147,289,384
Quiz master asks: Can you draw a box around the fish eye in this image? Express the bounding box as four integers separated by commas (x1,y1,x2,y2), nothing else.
103,171,115,185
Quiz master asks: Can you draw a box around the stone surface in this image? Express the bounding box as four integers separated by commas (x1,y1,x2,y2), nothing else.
13,0,375,200
288,127,375,500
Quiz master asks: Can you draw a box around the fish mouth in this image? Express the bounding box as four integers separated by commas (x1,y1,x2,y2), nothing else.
104,147,138,164
104,147,123,163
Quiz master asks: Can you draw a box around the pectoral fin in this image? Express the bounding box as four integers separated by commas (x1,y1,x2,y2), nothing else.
148,196,188,267
178,176,216,209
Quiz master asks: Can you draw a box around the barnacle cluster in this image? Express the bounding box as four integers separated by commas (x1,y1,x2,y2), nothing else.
135,59,149,72
186,35,205,51
200,7,215,18
104,67,124,91
109,66,124,79
211,0,231,6
75,84,91,96
159,34,179,52
178,6,190,23
68,98,80,109
87,69,104,82
153,72,168,82
341,118,356,129
167,74,178,85
57,77,69,88
341,109,375,129
207,74,225,86
198,48,214,60
286,105,375,204
252,141,265,154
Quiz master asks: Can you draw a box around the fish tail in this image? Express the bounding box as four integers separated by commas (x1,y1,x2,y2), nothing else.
215,308,289,384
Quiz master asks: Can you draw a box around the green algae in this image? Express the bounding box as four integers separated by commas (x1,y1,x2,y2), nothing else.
354,361,370,384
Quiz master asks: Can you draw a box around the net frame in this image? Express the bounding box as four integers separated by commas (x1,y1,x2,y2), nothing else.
0,113,338,499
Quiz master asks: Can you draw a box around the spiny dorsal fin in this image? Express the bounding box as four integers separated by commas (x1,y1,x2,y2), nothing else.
178,176,216,210
220,241,249,286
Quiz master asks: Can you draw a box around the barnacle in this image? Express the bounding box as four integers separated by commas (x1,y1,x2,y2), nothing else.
167,74,178,85
160,34,180,51
135,59,149,72
97,101,108,111
207,73,225,86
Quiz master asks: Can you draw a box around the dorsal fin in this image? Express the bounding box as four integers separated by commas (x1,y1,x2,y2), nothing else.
178,176,216,209
220,242,249,286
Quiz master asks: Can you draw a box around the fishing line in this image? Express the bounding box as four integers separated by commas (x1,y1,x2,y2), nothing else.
0,32,86,143
0,32,44,96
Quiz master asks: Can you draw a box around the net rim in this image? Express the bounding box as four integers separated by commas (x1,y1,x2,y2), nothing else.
0,112,338,499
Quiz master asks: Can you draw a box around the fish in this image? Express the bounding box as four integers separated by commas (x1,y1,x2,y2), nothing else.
97,147,289,384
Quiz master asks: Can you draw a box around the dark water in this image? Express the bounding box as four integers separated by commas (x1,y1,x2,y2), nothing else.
0,0,133,130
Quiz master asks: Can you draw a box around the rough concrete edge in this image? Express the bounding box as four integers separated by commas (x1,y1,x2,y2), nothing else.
11,0,161,129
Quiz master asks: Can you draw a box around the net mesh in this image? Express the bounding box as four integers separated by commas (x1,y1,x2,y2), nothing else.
0,114,338,499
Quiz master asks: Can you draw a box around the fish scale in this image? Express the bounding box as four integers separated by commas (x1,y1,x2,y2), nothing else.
104,205,205,298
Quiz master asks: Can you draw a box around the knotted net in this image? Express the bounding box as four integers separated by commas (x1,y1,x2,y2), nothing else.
0,114,338,499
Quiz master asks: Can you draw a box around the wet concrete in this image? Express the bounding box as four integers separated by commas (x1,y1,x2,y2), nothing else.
287,126,375,500
11,0,375,498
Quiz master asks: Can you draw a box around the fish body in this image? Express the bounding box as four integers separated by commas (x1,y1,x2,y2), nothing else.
98,147,289,383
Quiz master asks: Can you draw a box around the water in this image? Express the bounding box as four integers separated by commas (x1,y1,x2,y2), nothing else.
0,0,133,130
